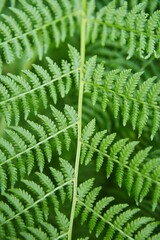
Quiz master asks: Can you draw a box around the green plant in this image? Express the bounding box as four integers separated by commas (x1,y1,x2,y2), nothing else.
0,0,160,239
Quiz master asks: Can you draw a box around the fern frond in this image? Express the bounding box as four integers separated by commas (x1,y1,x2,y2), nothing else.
37,116,62,158
50,168,66,204
91,63,104,106
0,162,73,238
76,184,159,239
50,105,75,151
22,226,48,239
0,0,80,63
75,178,95,217
20,224,68,240
86,1,160,59
88,196,114,233
0,105,77,191
46,54,79,98
85,64,160,138
81,121,160,209
127,0,159,14
68,45,81,86
83,130,107,166
85,0,96,44
80,186,102,225
80,119,96,164
55,209,69,234
39,222,59,239
0,49,80,125
50,158,74,201
84,56,97,93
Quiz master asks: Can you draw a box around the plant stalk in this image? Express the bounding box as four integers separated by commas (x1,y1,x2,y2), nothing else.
68,0,86,239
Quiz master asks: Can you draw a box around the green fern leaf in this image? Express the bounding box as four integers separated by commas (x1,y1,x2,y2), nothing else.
87,1,160,59
91,63,104,106
80,119,96,164
0,0,79,62
75,178,94,217
81,186,101,225
55,210,69,234
81,125,160,208
86,62,160,137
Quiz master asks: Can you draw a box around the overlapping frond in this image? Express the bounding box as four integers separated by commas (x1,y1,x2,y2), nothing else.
97,0,159,14
0,160,74,239
76,179,160,239
0,0,80,63
84,58,160,138
0,105,77,192
81,120,160,210
86,1,160,59
0,46,80,125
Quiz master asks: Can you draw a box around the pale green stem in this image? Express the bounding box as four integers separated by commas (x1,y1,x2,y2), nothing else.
68,0,86,239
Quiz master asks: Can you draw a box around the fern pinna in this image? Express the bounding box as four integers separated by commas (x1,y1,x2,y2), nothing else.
0,0,160,239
